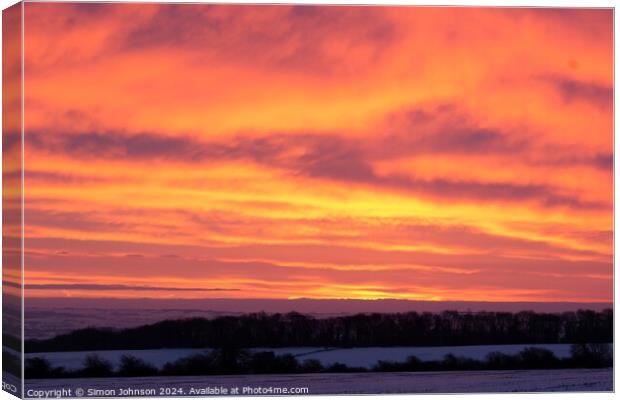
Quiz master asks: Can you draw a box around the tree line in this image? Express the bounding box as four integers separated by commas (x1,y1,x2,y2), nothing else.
25,309,612,352
26,343,612,379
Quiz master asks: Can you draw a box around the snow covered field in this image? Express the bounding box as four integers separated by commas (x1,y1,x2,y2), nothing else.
28,343,591,370
25,368,613,396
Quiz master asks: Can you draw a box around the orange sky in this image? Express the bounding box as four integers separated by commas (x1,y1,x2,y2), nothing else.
10,4,613,303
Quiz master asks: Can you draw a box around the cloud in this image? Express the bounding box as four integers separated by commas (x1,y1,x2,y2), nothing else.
23,244,611,303
295,136,376,182
2,131,21,153
544,75,613,111
25,130,286,162
118,4,396,75
289,136,606,210
380,105,531,157
409,128,526,154
407,178,606,210
26,209,130,233
591,153,614,169
26,283,239,292
512,8,613,39
26,207,608,261
25,171,112,185
531,145,613,171
25,129,607,210
558,79,613,110
34,131,209,161
25,236,610,280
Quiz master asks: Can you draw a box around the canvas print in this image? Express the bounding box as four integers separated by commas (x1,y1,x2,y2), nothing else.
2,2,614,397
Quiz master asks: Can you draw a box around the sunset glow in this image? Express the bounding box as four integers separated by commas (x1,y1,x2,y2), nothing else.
13,4,612,302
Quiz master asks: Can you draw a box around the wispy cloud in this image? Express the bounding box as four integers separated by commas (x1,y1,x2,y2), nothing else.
26,284,240,292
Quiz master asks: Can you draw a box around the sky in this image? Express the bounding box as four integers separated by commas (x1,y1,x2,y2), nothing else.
7,4,613,303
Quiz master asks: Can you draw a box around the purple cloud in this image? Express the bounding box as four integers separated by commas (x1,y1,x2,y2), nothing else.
26,283,240,292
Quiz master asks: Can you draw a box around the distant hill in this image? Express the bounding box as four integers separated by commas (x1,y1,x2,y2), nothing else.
26,297,613,314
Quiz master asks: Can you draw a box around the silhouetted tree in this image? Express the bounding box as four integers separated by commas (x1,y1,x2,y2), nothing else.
25,357,66,379
161,352,217,376
517,347,560,369
485,351,514,370
117,355,158,377
570,343,612,367
299,359,323,373
25,309,612,352
80,355,113,377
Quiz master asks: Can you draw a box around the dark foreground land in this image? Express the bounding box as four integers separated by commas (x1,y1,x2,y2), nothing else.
13,308,612,388
19,308,613,380
12,308,614,395
24,368,613,396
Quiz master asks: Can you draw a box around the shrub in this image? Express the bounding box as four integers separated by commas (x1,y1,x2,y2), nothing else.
249,352,299,374
404,355,424,371
25,357,66,379
570,343,612,367
373,361,403,372
209,347,251,374
79,355,114,377
441,353,482,370
485,351,516,370
326,362,351,372
517,347,560,369
117,355,158,377
161,352,217,376
299,359,323,373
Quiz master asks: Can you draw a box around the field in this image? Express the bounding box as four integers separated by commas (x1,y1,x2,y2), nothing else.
25,368,613,396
